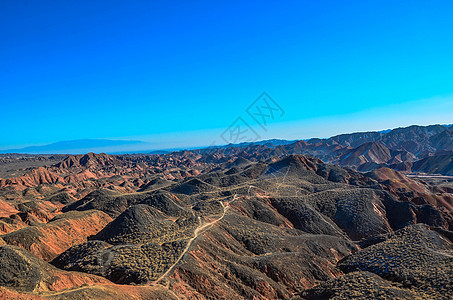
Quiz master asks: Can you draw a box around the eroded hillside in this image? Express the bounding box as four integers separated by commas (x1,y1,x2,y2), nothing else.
0,146,452,299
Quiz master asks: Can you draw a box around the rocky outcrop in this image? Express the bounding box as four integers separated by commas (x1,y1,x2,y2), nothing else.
0,167,63,189
1,210,112,261
338,224,453,298
412,152,453,175
0,245,177,299
0,245,109,293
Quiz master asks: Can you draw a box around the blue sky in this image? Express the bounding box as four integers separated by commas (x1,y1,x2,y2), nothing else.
1,0,453,150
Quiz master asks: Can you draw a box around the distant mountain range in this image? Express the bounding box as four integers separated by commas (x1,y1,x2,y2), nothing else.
2,124,453,175
0,139,144,154
191,124,453,175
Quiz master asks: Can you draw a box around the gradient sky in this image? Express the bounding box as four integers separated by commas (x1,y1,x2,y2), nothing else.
1,0,453,150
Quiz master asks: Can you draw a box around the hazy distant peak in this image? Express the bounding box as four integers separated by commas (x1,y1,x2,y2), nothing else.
0,139,144,154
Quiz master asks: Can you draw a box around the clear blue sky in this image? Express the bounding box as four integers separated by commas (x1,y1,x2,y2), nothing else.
1,0,453,150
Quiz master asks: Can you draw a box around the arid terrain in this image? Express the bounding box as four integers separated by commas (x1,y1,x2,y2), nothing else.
0,124,452,299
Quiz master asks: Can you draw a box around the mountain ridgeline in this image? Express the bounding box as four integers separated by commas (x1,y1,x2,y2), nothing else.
203,124,453,175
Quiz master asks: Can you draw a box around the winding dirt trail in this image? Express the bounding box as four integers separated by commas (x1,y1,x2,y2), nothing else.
151,194,238,285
